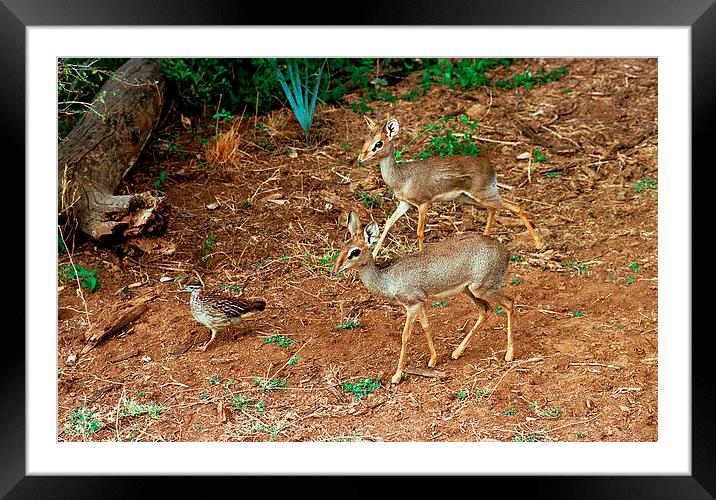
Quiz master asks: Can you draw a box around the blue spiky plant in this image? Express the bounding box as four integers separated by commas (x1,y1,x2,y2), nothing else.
271,58,326,142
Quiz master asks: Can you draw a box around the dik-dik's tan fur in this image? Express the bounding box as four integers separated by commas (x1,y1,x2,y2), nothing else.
358,115,544,257
333,211,516,385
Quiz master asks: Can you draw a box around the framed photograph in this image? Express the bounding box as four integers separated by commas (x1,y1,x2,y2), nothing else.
7,0,712,497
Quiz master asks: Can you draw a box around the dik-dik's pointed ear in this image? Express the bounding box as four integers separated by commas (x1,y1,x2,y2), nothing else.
346,211,362,237
384,117,400,141
364,221,379,247
363,115,377,130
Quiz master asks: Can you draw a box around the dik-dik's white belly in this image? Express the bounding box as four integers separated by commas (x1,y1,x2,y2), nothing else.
430,190,468,203
431,281,470,299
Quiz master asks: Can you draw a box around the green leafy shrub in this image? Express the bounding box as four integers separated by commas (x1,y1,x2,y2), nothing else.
407,115,482,160
160,58,281,113
419,58,512,92
495,67,569,90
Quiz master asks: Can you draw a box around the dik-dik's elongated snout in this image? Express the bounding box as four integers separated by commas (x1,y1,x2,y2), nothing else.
357,145,373,164
332,253,347,275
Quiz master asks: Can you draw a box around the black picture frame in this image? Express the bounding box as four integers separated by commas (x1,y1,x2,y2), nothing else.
6,0,711,498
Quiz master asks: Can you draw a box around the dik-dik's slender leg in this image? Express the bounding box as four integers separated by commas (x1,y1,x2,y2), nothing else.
497,199,544,249
483,208,496,236
466,286,515,362
451,289,490,360
416,203,430,252
495,294,515,362
392,303,420,385
373,200,411,258
465,192,543,249
417,304,437,368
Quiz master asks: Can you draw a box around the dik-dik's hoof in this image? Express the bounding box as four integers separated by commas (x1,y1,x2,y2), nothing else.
533,228,552,250
451,348,464,360
390,372,403,385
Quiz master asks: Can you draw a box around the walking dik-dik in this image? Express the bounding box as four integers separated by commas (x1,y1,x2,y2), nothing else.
357,115,544,257
333,211,516,385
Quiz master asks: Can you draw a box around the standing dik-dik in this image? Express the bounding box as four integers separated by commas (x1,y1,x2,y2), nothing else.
358,115,544,257
333,211,516,385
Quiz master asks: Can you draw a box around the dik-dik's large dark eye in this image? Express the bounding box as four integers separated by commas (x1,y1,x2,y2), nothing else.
372,140,383,151
349,248,361,259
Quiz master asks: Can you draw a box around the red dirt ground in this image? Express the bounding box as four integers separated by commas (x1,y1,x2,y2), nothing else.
57,58,658,443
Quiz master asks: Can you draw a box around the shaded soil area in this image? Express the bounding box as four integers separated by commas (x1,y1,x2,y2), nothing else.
57,58,658,442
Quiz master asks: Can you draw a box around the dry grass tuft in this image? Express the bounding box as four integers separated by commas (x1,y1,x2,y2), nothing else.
205,122,243,168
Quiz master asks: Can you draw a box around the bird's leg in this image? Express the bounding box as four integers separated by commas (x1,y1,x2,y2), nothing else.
230,326,243,339
197,329,217,351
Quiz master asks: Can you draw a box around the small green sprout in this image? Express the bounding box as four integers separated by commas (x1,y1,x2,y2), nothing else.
628,262,642,273
359,191,383,208
59,265,101,292
634,179,656,193
515,433,544,442
230,395,265,413
262,335,293,348
121,400,164,419
342,377,382,400
153,170,168,187
253,376,287,394
212,109,233,121
65,408,102,436
336,319,361,330
530,402,561,418
219,283,243,293
532,147,547,162
475,387,491,400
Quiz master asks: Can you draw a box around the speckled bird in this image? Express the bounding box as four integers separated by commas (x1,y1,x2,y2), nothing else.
184,284,266,351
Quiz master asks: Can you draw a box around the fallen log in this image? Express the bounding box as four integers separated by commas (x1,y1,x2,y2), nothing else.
81,294,158,354
58,58,170,241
